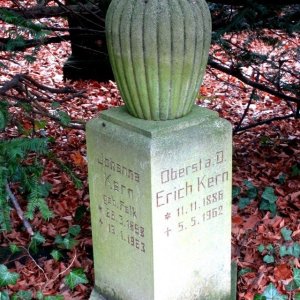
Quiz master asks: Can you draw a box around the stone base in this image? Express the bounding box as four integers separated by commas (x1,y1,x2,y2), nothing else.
89,289,106,300
87,106,232,300
90,261,237,300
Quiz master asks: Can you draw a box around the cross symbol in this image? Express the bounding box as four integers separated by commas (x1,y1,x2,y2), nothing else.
165,227,171,237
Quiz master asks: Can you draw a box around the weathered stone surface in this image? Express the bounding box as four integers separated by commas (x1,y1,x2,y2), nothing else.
106,0,212,120
87,106,232,300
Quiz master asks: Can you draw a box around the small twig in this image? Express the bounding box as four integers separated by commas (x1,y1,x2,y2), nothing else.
0,73,81,95
22,75,78,94
234,72,260,133
43,250,77,289
234,113,295,133
208,58,300,105
21,245,50,281
31,104,86,130
0,74,23,95
5,182,34,237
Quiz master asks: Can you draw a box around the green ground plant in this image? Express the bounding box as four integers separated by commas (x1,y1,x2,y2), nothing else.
0,223,87,298
233,180,278,215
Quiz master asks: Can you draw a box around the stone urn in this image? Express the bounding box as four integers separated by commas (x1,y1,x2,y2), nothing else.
106,0,211,120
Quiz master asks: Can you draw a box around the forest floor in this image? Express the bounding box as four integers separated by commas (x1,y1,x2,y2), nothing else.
0,4,300,300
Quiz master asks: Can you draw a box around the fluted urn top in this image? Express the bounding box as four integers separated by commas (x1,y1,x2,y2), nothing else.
106,0,211,121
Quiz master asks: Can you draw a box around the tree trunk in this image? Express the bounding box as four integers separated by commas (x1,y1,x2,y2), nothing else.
63,0,114,82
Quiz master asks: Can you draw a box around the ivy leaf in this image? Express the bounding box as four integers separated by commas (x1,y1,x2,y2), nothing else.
280,245,292,257
280,243,300,258
55,235,77,250
74,205,87,222
50,249,63,261
293,268,300,287
266,244,274,252
68,225,81,237
247,187,258,199
65,268,88,290
32,231,45,243
24,55,36,63
29,231,45,254
262,283,287,300
244,180,258,199
291,164,300,177
263,255,275,264
292,243,300,258
281,227,292,241
262,187,277,203
9,244,20,254
277,173,286,184
238,268,253,277
0,291,10,300
258,244,265,253
285,280,298,291
0,264,19,287
238,197,252,209
36,291,44,300
11,290,32,300
259,200,276,215
244,180,255,189
232,185,241,198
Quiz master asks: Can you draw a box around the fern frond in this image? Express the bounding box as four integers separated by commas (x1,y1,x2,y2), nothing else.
0,196,11,232
0,138,48,160
0,167,10,231
50,155,83,189
25,178,53,220
0,100,9,131
26,197,53,220
19,162,44,191
0,9,43,33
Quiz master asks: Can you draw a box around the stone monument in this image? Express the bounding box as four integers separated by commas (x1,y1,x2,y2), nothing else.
87,0,233,299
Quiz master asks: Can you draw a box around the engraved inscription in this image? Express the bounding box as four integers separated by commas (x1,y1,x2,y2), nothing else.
156,181,193,207
104,173,134,199
156,150,230,237
155,170,229,208
98,153,140,183
160,151,224,184
96,155,146,254
98,197,146,254
197,172,229,191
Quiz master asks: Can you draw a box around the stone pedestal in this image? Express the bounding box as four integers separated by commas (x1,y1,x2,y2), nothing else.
87,106,232,300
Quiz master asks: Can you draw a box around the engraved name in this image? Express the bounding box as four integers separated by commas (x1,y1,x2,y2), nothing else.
98,153,140,183
160,151,224,184
156,171,229,207
105,173,134,199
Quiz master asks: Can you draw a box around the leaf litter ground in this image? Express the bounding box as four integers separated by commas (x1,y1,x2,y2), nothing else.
0,8,299,300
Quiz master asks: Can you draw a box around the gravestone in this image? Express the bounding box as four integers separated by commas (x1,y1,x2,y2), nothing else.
87,105,232,300
87,0,234,298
